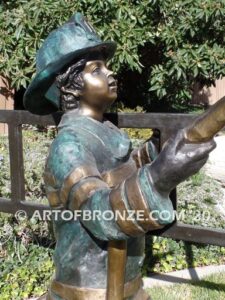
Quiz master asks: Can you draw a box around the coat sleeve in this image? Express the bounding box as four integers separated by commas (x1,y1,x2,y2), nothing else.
44,131,174,241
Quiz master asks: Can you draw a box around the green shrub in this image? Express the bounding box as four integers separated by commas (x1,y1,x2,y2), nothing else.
0,213,54,299
0,130,54,298
0,241,53,300
0,136,10,198
177,170,224,228
1,0,225,110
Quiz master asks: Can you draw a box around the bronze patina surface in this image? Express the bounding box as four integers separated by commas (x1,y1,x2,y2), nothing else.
185,95,225,143
24,12,216,300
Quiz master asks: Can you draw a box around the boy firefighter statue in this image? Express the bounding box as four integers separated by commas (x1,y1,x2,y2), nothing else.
23,13,216,300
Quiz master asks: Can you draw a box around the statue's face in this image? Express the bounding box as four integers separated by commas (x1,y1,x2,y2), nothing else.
79,60,117,109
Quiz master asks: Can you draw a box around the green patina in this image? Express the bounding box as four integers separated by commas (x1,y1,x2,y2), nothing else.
139,166,174,225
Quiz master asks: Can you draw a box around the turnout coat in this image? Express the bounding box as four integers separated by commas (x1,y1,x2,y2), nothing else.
44,110,173,300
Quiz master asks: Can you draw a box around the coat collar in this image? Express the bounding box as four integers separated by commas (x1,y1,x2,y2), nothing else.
58,110,131,160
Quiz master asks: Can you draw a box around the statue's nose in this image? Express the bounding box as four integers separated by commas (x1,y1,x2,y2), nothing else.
107,69,114,77
103,65,114,78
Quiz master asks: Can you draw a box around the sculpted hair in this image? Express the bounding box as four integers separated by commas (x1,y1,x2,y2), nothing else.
56,59,87,112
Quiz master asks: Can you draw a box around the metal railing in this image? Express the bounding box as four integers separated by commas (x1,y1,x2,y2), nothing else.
1,109,225,246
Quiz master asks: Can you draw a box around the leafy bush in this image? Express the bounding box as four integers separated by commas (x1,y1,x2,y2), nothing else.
22,126,54,203
177,170,225,228
0,213,54,300
0,241,53,300
0,130,54,299
0,136,10,198
0,0,225,110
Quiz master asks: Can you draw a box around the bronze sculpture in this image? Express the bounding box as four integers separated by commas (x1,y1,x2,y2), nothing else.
23,13,215,300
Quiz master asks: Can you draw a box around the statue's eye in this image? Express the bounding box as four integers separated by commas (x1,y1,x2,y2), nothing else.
92,67,101,75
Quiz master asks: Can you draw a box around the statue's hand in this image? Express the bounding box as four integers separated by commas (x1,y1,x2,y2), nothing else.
148,129,216,194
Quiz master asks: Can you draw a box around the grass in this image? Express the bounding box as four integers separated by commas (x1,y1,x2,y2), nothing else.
148,272,225,300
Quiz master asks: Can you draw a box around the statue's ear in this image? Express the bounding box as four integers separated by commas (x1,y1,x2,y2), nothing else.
61,87,81,97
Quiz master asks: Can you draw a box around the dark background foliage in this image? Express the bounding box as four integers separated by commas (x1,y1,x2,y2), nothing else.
0,0,225,111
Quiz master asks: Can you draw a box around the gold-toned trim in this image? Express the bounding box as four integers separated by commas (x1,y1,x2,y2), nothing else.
107,240,127,300
43,171,56,186
50,274,142,300
125,173,163,231
47,190,61,207
131,143,152,169
102,159,137,188
137,148,143,168
60,165,101,205
185,95,225,143
69,178,108,210
109,182,145,236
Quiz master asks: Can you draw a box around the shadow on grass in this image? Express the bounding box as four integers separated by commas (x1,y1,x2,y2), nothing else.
184,241,199,280
148,272,225,292
145,237,225,292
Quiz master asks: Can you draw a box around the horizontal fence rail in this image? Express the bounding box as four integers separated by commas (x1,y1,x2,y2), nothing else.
0,110,225,246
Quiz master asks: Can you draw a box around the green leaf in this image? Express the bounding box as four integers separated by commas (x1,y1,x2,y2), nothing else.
15,24,23,40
